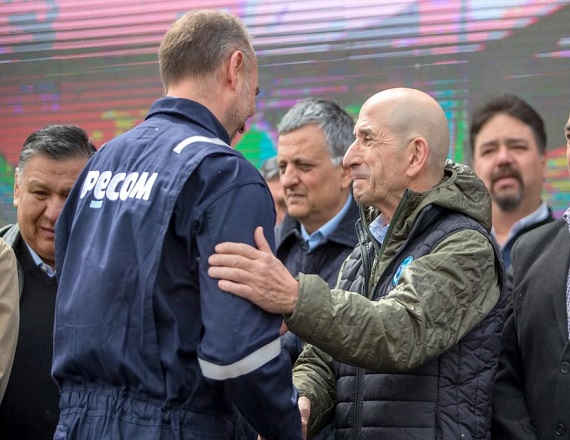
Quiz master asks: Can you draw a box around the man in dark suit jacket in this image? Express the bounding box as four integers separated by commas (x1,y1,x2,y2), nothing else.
273,98,359,363
491,113,570,439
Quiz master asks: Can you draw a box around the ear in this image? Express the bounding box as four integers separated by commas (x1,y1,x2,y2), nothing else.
13,168,20,209
227,50,244,91
540,151,547,180
406,137,429,178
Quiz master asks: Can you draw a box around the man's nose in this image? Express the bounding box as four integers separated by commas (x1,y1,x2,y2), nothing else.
280,166,299,187
496,146,514,164
343,140,358,168
44,197,65,223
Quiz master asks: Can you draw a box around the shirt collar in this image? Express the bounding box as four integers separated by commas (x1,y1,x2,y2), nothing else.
369,213,390,244
24,242,56,278
493,200,550,247
300,193,353,250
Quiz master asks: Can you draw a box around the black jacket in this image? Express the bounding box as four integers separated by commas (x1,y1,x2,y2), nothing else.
276,197,359,288
492,219,570,439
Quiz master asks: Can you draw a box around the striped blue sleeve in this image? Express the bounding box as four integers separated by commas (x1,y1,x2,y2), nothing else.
195,154,302,439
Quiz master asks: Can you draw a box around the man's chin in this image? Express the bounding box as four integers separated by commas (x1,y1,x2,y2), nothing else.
494,194,523,212
285,206,307,221
35,245,56,265
230,125,246,145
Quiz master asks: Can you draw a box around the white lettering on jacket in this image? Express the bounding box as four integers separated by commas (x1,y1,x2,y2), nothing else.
80,170,158,205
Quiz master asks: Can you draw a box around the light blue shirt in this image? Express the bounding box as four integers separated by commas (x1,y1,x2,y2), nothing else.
492,200,550,250
300,194,353,250
369,213,390,244
25,242,56,278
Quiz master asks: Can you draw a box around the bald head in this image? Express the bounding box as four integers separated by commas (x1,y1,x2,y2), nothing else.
364,88,450,170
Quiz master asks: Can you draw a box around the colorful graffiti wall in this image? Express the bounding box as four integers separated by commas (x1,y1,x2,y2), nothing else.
1,0,569,224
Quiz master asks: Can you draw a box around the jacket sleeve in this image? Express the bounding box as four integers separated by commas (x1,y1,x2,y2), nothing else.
491,267,538,439
293,343,336,437
286,229,501,371
196,155,301,439
0,239,19,403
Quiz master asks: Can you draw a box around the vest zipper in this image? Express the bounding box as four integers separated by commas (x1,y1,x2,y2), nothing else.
356,219,372,299
353,367,363,439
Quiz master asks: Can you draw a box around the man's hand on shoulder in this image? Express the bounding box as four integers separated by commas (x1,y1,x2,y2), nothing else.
208,226,299,314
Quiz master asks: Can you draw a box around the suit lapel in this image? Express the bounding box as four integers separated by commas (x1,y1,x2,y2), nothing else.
550,225,570,340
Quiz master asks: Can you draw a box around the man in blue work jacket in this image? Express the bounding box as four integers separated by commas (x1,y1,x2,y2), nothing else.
52,9,302,440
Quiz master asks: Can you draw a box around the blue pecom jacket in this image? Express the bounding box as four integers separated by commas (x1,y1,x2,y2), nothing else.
52,98,301,439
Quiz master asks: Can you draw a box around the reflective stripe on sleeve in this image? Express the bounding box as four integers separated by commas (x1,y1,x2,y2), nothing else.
173,136,229,154
198,338,282,380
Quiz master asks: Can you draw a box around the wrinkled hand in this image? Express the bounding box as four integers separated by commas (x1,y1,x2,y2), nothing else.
299,396,311,439
208,226,299,314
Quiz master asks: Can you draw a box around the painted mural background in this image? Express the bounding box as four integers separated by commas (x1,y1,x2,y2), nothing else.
1,0,569,225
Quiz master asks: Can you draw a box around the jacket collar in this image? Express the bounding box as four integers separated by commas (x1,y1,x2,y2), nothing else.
146,97,231,145
277,196,360,250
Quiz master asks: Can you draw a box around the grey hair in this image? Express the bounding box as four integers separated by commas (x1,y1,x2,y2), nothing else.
159,9,255,88
260,156,280,181
277,98,355,162
18,125,96,178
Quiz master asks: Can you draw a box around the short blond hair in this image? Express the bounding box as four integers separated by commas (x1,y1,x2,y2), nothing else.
158,9,255,88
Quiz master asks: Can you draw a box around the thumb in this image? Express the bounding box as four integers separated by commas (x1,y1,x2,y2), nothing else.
254,226,272,252
279,320,289,336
